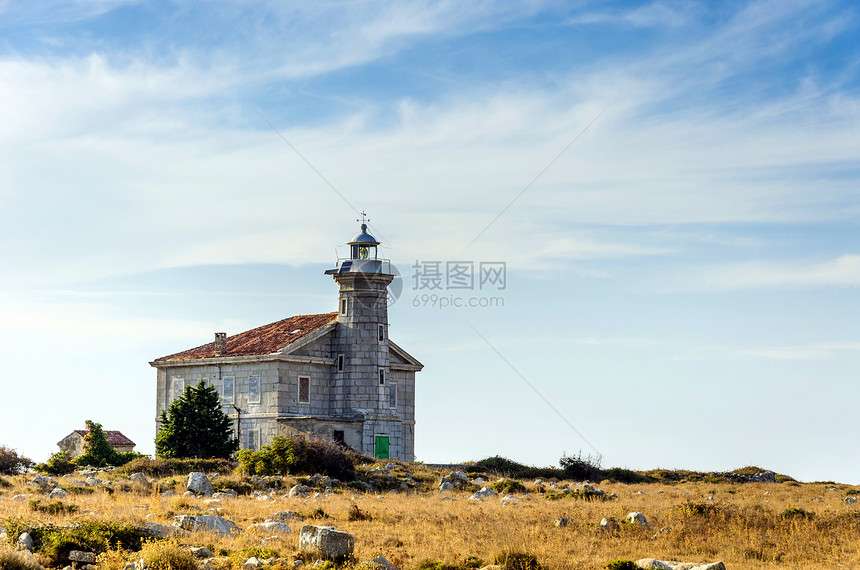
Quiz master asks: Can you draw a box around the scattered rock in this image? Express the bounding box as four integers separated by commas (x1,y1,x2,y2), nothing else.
129,473,149,485
186,472,214,496
204,499,222,507
18,531,34,550
371,555,399,570
625,512,649,529
69,551,97,563
439,481,455,492
500,495,519,506
469,487,497,501
213,490,237,499
448,471,468,483
190,546,214,559
598,518,618,532
554,517,573,527
85,477,102,487
846,497,857,504
49,488,68,500
161,490,176,497
273,510,305,521
11,494,29,501
299,524,355,560
636,559,725,570
172,514,238,536
248,521,291,534
289,485,313,498
144,522,182,538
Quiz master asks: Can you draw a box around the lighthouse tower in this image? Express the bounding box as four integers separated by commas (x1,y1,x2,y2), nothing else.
326,218,400,458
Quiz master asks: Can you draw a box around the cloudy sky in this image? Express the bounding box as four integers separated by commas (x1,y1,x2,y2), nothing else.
1,0,858,483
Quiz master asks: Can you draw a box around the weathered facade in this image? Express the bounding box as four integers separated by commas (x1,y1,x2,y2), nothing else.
150,223,422,460
57,430,136,458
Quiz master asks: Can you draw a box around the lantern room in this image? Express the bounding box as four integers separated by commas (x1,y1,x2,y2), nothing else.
349,223,379,260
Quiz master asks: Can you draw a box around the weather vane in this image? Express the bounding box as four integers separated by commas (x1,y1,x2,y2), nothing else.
357,210,370,224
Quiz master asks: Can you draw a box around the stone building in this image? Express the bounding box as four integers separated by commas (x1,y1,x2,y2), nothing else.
57,430,136,458
150,223,423,460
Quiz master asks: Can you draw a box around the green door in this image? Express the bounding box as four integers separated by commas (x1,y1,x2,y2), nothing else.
374,436,390,459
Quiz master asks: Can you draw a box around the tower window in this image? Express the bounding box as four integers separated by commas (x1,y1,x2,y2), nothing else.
388,383,397,408
378,324,385,342
337,354,345,372
298,376,310,403
340,298,347,315
378,368,385,385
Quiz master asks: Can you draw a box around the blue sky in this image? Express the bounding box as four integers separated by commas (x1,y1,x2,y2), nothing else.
0,0,858,483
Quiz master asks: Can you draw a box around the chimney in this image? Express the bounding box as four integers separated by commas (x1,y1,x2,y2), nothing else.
214,332,226,355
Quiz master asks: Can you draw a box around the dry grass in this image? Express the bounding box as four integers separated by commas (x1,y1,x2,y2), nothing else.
0,471,859,569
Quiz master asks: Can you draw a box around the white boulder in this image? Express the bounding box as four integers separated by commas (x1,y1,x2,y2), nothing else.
299,525,355,560
186,472,214,496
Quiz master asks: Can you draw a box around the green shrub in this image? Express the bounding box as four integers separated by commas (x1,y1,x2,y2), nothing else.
35,452,76,476
0,446,33,475
601,467,651,484
492,479,527,494
678,502,720,517
495,550,540,570
238,435,355,479
417,559,458,570
464,555,484,568
114,457,235,477
559,451,603,481
28,499,78,516
3,520,149,566
779,505,813,520
606,561,638,570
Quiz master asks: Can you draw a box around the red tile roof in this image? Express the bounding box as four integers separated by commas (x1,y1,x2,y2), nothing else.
74,430,136,447
153,312,338,363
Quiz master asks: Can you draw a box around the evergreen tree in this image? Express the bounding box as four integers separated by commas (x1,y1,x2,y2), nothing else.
76,420,119,467
155,380,238,459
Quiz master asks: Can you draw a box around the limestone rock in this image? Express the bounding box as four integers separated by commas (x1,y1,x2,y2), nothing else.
598,518,618,532
144,522,181,538
129,473,149,485
213,490,237,499
49,488,68,500
371,555,399,570
248,521,291,534
273,510,305,521
172,514,238,536
289,484,313,498
636,559,726,570
299,525,355,560
190,546,214,558
846,497,857,504
11,494,29,501
69,551,96,563
500,495,519,506
161,490,176,497
439,481,455,492
469,487,497,501
625,512,649,528
18,532,34,550
448,471,468,482
554,517,573,527
186,472,214,496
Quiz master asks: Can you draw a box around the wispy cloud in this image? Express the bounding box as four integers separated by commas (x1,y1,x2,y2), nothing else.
672,254,860,291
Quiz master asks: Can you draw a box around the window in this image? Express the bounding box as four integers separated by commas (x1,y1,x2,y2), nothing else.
245,429,259,451
388,383,397,408
248,375,260,404
340,298,347,315
337,354,345,372
378,368,385,385
222,376,234,404
378,324,385,342
333,430,345,446
172,377,184,401
298,376,310,403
